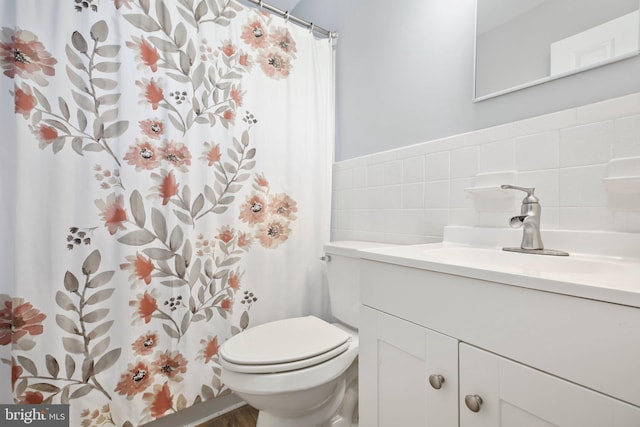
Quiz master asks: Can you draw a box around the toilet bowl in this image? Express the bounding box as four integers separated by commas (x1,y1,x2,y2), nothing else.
220,317,358,427
219,241,389,427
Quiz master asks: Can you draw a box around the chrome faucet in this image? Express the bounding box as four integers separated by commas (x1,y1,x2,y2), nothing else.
501,185,568,256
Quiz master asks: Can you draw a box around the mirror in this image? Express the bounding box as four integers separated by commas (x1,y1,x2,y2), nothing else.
474,0,640,100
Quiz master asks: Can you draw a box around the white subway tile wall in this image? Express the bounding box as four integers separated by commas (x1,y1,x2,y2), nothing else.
331,92,640,243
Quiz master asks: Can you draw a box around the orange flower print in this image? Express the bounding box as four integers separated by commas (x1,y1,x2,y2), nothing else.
132,332,158,356
131,291,158,324
219,40,236,57
220,298,233,313
223,109,235,122
237,232,253,251
139,118,164,140
115,361,152,397
269,193,298,220
126,36,159,72
31,124,58,148
11,357,23,389
269,27,297,58
95,193,128,235
0,297,46,345
18,391,44,404
0,27,57,86
113,0,133,9
151,169,179,206
216,226,234,243
239,194,267,224
143,382,174,419
228,270,241,291
136,77,163,110
203,142,221,166
124,139,160,171
230,84,244,108
238,52,252,70
152,351,188,380
241,20,268,49
121,253,154,285
14,82,36,118
200,336,219,363
254,173,269,189
258,47,291,79
257,218,291,248
160,140,192,172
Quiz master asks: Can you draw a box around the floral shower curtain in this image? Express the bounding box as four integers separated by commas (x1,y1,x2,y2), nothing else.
0,0,333,425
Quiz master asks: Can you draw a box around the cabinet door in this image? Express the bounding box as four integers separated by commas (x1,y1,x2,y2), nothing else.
460,344,640,427
360,305,458,427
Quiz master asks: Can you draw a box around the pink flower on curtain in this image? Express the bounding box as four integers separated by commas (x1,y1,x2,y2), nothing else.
241,20,269,49
254,173,269,188
131,291,158,324
113,0,133,9
220,298,233,313
95,193,128,235
269,27,297,58
121,253,154,285
258,47,291,79
202,142,221,166
200,336,219,363
142,382,173,419
228,270,241,290
18,391,44,404
14,82,37,118
136,77,164,110
256,218,290,248
151,169,179,206
237,232,253,251
31,124,58,148
0,298,46,345
238,51,253,70
115,361,153,397
124,139,160,171
269,193,298,220
132,332,158,356
222,109,235,122
239,194,268,224
216,226,235,243
11,357,23,389
230,84,244,108
219,40,236,57
126,36,159,72
152,351,188,380
159,140,191,172
0,27,57,85
139,118,164,139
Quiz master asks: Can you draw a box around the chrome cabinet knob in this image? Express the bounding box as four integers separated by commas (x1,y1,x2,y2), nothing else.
428,374,445,390
464,394,483,412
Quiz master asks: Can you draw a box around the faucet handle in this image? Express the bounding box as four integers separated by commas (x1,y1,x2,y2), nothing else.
501,184,539,204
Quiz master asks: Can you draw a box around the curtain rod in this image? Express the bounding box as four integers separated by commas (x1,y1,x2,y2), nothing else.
245,0,337,39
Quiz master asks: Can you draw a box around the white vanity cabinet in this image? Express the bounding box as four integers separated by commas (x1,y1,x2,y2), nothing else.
359,306,458,427
358,257,640,427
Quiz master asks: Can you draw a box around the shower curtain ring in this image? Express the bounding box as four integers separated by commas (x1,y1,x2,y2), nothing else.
284,10,290,22
309,22,315,33
258,0,264,8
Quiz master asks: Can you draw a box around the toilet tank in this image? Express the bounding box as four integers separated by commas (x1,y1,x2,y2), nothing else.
324,241,392,329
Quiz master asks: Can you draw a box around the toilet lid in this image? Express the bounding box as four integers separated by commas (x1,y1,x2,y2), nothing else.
220,316,350,366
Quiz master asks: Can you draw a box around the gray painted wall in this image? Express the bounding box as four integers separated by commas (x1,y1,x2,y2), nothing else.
293,0,640,161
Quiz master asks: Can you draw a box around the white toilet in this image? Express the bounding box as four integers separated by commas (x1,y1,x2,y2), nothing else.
219,241,384,427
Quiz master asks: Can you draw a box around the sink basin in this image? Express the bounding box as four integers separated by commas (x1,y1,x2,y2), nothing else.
359,243,640,308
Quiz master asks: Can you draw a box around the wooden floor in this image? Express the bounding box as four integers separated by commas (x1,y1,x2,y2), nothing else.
196,405,259,427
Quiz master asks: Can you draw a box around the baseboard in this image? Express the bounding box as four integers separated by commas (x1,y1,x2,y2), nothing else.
142,393,246,427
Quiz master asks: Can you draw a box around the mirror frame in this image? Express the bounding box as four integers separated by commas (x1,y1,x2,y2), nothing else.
472,0,640,102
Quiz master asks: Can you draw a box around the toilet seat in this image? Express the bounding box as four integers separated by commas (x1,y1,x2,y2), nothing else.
219,316,350,374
